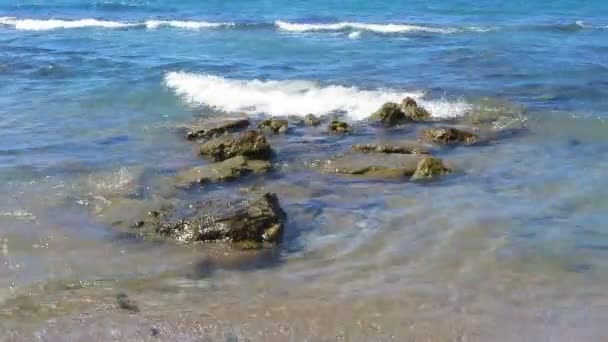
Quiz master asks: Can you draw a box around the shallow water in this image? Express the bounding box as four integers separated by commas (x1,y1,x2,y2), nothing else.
1,0,608,340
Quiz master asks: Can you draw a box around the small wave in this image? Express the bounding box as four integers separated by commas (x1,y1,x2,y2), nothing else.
0,17,233,31
348,31,362,39
144,20,234,30
536,20,608,32
274,20,457,34
0,17,136,30
164,72,470,120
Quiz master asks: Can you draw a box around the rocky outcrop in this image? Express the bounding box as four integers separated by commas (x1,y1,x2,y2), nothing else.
352,140,430,155
369,97,432,126
199,130,272,161
185,118,250,141
258,118,289,134
320,153,451,180
174,156,271,187
328,120,352,134
400,97,431,121
422,127,479,145
323,153,422,178
304,114,321,126
147,193,287,248
369,102,410,127
411,156,452,180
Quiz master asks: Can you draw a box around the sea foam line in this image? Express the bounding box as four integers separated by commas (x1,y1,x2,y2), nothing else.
274,20,458,34
0,17,234,31
164,72,471,120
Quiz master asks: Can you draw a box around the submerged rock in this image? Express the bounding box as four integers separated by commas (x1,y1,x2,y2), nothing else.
369,102,410,127
199,130,272,161
321,153,451,180
411,156,452,180
174,156,271,187
304,113,321,126
323,153,421,178
422,127,479,145
352,140,430,155
258,118,288,134
328,120,352,134
151,193,286,248
185,117,250,141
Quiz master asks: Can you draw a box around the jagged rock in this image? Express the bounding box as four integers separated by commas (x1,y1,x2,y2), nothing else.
401,97,418,108
411,156,452,180
352,140,430,155
321,153,450,180
369,98,432,126
199,130,272,161
304,114,321,126
174,156,271,187
185,117,250,141
258,118,289,134
422,127,479,145
369,102,410,127
151,193,286,248
328,120,352,134
400,97,431,121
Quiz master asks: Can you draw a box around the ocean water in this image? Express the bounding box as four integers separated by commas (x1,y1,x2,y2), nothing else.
1,0,608,340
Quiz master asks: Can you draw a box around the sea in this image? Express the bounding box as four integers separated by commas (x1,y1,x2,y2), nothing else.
1,0,608,340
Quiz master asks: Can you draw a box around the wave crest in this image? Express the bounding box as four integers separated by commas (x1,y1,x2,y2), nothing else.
164,72,470,120
0,17,233,31
274,20,457,34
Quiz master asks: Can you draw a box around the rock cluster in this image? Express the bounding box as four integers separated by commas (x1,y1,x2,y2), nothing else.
96,95,510,250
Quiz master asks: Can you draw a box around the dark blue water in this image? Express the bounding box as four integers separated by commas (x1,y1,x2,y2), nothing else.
1,1,608,339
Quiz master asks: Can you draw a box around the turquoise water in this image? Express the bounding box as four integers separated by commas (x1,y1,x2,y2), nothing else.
1,0,608,340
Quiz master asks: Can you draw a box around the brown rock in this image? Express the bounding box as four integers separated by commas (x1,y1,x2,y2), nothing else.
185,117,250,140
174,156,271,187
422,127,479,145
199,130,272,161
258,118,289,134
328,120,352,134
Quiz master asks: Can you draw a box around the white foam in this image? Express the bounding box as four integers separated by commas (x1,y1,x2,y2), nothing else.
348,31,362,39
0,17,136,30
0,17,233,31
164,72,470,120
275,20,456,34
144,20,234,30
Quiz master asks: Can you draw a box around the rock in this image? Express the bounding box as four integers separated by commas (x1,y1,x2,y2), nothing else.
154,193,286,248
400,97,431,121
352,140,430,155
369,102,410,127
322,153,451,181
411,156,452,181
322,153,424,179
422,127,479,145
115,292,139,313
401,97,418,108
258,118,288,134
328,120,352,134
174,156,271,187
199,130,272,161
304,113,321,126
185,117,250,141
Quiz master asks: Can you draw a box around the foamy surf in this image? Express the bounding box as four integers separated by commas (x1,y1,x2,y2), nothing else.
274,20,457,34
0,17,136,30
164,72,470,120
0,17,234,31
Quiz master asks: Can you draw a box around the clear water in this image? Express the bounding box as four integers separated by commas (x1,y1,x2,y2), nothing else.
1,0,608,340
